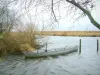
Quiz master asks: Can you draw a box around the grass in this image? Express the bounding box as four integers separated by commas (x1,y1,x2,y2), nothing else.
38,31,100,37
0,33,3,40
0,24,40,56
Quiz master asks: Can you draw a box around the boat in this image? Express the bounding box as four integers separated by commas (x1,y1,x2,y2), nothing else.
22,45,78,57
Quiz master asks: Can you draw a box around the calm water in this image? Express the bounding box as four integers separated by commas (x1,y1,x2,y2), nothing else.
0,36,100,75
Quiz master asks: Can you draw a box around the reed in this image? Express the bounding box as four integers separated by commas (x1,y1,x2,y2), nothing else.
0,24,39,56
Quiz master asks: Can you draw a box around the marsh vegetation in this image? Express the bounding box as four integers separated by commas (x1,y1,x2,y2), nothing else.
0,24,41,56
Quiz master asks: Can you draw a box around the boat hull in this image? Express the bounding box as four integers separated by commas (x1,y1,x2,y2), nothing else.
22,45,78,57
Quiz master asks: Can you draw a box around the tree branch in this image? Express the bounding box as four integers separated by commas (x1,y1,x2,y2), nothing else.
66,0,100,29
51,0,57,22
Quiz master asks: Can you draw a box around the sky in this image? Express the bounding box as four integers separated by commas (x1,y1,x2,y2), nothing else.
39,0,100,31
53,0,100,31
10,0,100,31
96,0,100,22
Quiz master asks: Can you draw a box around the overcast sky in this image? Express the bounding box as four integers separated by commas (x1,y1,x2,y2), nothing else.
53,0,100,31
11,0,100,31
41,0,100,31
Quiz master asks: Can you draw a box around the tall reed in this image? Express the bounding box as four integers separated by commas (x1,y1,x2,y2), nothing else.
0,24,39,56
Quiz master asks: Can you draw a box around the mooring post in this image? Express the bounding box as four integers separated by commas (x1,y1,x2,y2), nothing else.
79,39,81,54
97,39,99,52
45,42,47,52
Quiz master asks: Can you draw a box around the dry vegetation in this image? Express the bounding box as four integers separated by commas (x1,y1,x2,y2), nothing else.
0,25,39,56
1,28,99,56
39,31,100,37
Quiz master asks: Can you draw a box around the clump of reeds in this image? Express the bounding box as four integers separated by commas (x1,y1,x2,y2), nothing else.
0,24,39,56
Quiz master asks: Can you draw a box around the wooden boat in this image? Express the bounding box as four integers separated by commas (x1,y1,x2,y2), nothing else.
22,45,78,57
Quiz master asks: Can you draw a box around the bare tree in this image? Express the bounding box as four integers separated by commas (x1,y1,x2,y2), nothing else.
65,0,100,29
50,0,100,29
20,0,100,29
3,0,99,30
0,0,20,32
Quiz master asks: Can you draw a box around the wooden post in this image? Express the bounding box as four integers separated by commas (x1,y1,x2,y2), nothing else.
45,42,47,52
97,39,99,52
79,39,81,54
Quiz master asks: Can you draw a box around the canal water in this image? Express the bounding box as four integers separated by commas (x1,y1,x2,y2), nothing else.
0,36,100,75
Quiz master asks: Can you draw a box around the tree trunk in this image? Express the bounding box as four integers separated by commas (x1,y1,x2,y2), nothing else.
66,0,100,29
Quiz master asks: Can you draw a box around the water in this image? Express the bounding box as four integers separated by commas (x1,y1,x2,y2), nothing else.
0,36,100,75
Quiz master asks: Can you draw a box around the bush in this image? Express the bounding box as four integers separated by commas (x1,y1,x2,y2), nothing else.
0,24,39,56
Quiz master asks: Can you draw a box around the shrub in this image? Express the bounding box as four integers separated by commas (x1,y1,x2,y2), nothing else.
0,24,39,56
